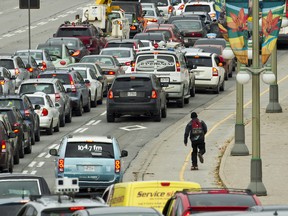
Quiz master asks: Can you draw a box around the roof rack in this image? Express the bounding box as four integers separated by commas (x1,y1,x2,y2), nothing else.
188,0,213,2
179,188,254,195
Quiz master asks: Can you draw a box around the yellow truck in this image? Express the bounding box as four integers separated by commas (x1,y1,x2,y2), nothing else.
101,180,201,212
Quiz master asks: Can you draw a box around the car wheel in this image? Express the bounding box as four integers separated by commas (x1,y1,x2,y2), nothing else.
14,141,20,164
31,131,35,145
97,91,103,105
161,102,167,118
19,137,25,159
224,71,229,80
54,118,60,132
35,120,40,142
190,82,196,97
214,83,220,94
154,108,161,122
24,135,32,154
220,80,225,91
76,99,83,116
107,112,115,122
84,95,91,112
65,108,72,123
177,93,185,108
46,120,53,135
8,157,13,173
60,112,66,127
91,91,97,108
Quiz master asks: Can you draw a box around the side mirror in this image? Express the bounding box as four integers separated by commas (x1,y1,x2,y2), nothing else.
10,75,16,80
55,102,61,107
84,79,90,84
34,104,41,110
121,150,128,157
38,62,43,67
97,76,103,81
49,149,58,156
69,50,75,55
9,132,16,139
66,88,72,93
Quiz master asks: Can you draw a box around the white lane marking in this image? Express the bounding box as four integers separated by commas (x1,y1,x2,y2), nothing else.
120,125,147,131
37,162,45,168
2,33,15,37
67,10,77,14
45,154,52,159
74,128,84,133
37,22,47,26
48,18,58,22
100,111,106,116
79,128,88,133
86,120,95,125
92,120,101,125
58,14,68,18
49,143,58,149
22,170,28,174
28,161,37,168
38,152,46,158
77,7,83,10
15,29,26,34
31,170,37,175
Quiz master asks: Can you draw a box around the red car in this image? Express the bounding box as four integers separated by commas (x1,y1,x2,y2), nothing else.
162,188,261,216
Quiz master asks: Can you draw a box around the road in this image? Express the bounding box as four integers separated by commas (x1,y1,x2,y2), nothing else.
1,0,288,200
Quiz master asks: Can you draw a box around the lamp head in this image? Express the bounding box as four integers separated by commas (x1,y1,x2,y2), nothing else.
261,64,275,85
236,67,251,84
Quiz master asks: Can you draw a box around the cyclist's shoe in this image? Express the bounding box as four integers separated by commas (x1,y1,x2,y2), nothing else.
198,153,204,163
191,166,198,170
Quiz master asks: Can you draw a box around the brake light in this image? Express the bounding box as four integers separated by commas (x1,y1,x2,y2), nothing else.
15,68,20,75
149,18,158,22
178,4,185,10
107,71,115,75
1,140,6,153
70,206,85,211
41,61,47,71
151,89,157,99
0,80,4,85
115,160,121,173
125,62,131,66
13,122,20,133
24,109,30,117
27,67,33,72
212,67,219,76
108,90,113,99
60,60,66,66
190,32,203,37
183,210,191,216
55,93,61,102
41,108,48,116
131,61,135,72
130,25,137,30
69,75,76,92
161,182,170,186
176,61,181,72
58,159,64,172
168,6,174,13
72,50,80,56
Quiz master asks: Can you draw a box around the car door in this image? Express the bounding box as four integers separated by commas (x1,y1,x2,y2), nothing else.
56,81,70,116
46,95,58,126
75,72,89,105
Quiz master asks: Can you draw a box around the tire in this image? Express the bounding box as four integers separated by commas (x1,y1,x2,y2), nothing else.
65,108,72,123
75,100,83,116
177,94,185,108
84,95,91,112
224,71,229,80
31,132,35,145
220,80,225,91
190,83,196,97
35,120,40,142
14,142,20,165
46,121,53,135
214,83,220,94
184,96,190,104
19,137,25,159
91,92,97,108
161,103,167,118
54,118,60,132
97,91,103,105
8,157,13,173
60,112,65,127
107,112,115,122
24,135,32,154
154,108,161,122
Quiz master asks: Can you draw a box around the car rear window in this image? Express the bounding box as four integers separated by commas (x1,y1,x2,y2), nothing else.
134,34,164,42
57,28,91,37
16,51,43,60
19,83,55,94
200,47,222,55
37,45,62,57
194,39,226,48
141,0,168,6
106,43,135,49
136,54,176,72
27,96,45,105
0,180,41,197
113,77,152,90
0,110,16,123
39,74,70,85
172,20,201,31
185,5,210,13
0,99,24,110
188,194,256,207
80,57,114,67
65,142,115,158
101,50,130,58
146,30,171,38
0,60,14,69
186,56,212,67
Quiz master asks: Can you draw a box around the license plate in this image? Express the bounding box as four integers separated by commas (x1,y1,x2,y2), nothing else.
84,166,95,172
160,77,170,83
127,92,137,96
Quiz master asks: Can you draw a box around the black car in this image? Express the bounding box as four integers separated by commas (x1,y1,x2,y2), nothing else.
38,68,91,116
0,107,32,164
126,12,143,38
45,37,90,62
0,94,40,145
106,73,168,122
133,32,168,42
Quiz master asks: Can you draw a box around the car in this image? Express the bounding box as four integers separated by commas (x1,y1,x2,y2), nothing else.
132,49,195,107
142,3,165,24
53,22,106,54
139,0,175,20
18,55,42,78
26,92,60,135
66,66,103,107
45,37,90,62
18,78,73,127
171,0,189,16
133,32,169,44
49,134,128,192
36,43,76,68
143,23,184,44
125,12,143,38
162,188,262,216
182,0,217,21
80,55,125,90
14,49,56,71
104,38,145,51
99,47,136,73
185,52,225,94
38,68,91,116
69,62,108,96
0,94,40,145
72,206,163,216
106,73,168,122
0,107,32,163
0,67,16,94
0,55,30,88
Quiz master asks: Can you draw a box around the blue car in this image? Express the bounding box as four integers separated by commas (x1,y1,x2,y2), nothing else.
49,134,128,193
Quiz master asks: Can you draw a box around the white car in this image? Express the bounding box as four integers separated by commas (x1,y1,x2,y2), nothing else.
185,52,225,94
67,66,103,107
182,0,217,21
140,0,175,20
171,0,189,15
0,67,16,94
99,47,135,73
26,92,60,135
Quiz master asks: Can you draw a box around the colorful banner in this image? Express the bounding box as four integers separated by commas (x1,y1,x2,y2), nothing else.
261,0,285,64
215,0,225,20
216,0,229,42
226,0,249,65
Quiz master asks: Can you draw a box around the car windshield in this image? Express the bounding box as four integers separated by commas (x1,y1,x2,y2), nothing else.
39,74,70,85
186,56,212,67
172,20,201,31
101,50,131,58
81,57,114,67
27,96,45,105
0,180,41,197
0,99,24,110
65,142,115,158
185,5,210,13
16,51,43,60
0,60,14,69
19,83,55,94
113,77,152,90
57,28,91,37
136,55,176,72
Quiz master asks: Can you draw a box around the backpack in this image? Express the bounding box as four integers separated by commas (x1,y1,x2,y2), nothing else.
191,119,204,138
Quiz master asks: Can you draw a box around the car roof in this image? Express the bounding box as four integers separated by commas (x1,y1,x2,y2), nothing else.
20,78,57,84
67,135,113,143
101,47,133,51
185,52,213,57
108,39,141,43
116,73,154,79
82,206,160,214
16,49,44,53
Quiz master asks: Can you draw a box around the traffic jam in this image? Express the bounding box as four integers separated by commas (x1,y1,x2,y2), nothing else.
0,0,287,215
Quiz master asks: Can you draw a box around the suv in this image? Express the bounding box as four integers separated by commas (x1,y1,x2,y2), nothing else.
38,69,91,116
0,55,30,88
140,0,175,19
185,52,225,94
162,188,262,216
133,49,195,107
18,78,72,127
49,135,128,192
53,23,106,54
0,94,40,145
106,73,168,122
182,0,217,21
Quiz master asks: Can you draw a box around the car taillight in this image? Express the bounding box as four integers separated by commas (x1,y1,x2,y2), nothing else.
27,67,33,72
125,62,131,66
13,122,20,133
0,80,5,85
176,61,181,72
69,75,77,92
15,68,20,75
168,5,174,13
178,4,185,10
58,159,64,172
115,160,121,173
60,60,66,66
161,182,170,186
1,140,6,153
190,32,203,37
108,90,113,99
72,50,81,56
24,109,30,117
183,210,191,216
210,13,216,19
107,71,115,75
212,67,219,76
70,206,85,211
149,18,158,22
41,61,47,71
130,25,137,30
151,89,157,99
131,62,135,72
41,108,48,116
55,93,61,102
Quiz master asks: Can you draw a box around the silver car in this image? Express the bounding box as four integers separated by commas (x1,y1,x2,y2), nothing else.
0,67,16,94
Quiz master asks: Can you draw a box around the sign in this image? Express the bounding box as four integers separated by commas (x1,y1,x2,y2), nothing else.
19,0,40,9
